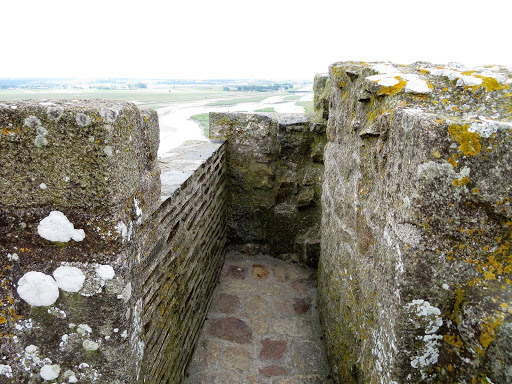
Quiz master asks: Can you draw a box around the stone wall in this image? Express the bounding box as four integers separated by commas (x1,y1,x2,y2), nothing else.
210,112,326,267
0,100,226,384
141,140,227,383
318,62,512,383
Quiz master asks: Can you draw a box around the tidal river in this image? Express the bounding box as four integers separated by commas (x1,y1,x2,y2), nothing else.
156,94,312,156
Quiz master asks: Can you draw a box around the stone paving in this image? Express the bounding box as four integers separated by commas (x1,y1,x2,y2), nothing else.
185,250,333,384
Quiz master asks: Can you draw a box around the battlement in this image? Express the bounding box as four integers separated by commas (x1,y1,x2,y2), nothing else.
1,61,511,383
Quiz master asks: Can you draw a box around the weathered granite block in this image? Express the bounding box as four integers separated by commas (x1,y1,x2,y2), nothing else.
210,112,326,266
0,100,160,383
313,73,330,122
0,102,226,384
318,62,512,383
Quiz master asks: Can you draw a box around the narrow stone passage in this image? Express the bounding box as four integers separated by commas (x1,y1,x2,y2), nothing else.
185,251,332,384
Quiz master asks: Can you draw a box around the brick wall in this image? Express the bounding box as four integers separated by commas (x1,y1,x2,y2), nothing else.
141,141,227,383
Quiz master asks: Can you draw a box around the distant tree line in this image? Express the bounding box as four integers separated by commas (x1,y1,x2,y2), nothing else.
95,82,147,90
223,83,293,92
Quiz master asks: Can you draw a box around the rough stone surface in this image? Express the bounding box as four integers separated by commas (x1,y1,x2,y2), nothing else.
318,62,512,383
210,112,326,267
314,73,330,122
0,100,226,384
1,100,160,384
185,251,332,384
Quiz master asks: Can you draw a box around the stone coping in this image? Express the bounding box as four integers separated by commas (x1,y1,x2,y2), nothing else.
158,140,224,201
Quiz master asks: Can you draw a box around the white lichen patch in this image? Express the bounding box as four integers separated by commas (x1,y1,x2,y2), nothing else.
39,183,47,190
53,266,85,292
100,108,119,123
83,339,99,351
0,364,13,378
406,299,442,333
103,146,113,157
40,364,60,381
403,74,432,94
468,117,512,138
427,67,483,87
366,73,432,94
77,324,92,335
75,113,91,127
134,198,142,223
95,265,115,280
17,271,59,306
377,77,400,87
25,345,39,355
406,300,444,373
115,221,128,241
37,211,85,242
15,318,34,330
410,334,443,369
47,306,67,318
34,126,49,147
24,116,50,146
7,252,19,261
47,106,64,121
24,116,42,129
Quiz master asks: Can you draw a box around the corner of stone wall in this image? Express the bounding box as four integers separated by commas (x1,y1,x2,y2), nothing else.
209,111,326,267
319,61,512,383
0,100,160,382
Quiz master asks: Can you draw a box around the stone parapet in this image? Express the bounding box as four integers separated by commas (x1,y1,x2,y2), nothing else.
0,100,226,384
210,112,326,267
318,62,512,383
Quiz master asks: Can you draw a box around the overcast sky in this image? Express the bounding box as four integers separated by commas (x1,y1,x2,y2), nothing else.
1,0,510,80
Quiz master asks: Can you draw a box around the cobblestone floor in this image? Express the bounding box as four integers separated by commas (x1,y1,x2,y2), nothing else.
185,251,333,384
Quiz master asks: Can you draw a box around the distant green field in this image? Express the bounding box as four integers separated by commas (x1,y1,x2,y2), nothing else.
0,87,233,110
0,88,297,112
255,107,275,112
297,101,314,114
284,95,301,101
190,113,210,136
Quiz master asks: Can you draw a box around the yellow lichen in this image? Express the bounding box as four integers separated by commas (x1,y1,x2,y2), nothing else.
447,155,458,168
453,177,470,187
477,76,505,92
377,77,407,96
444,334,464,351
0,316,6,324
448,124,482,157
480,312,506,349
